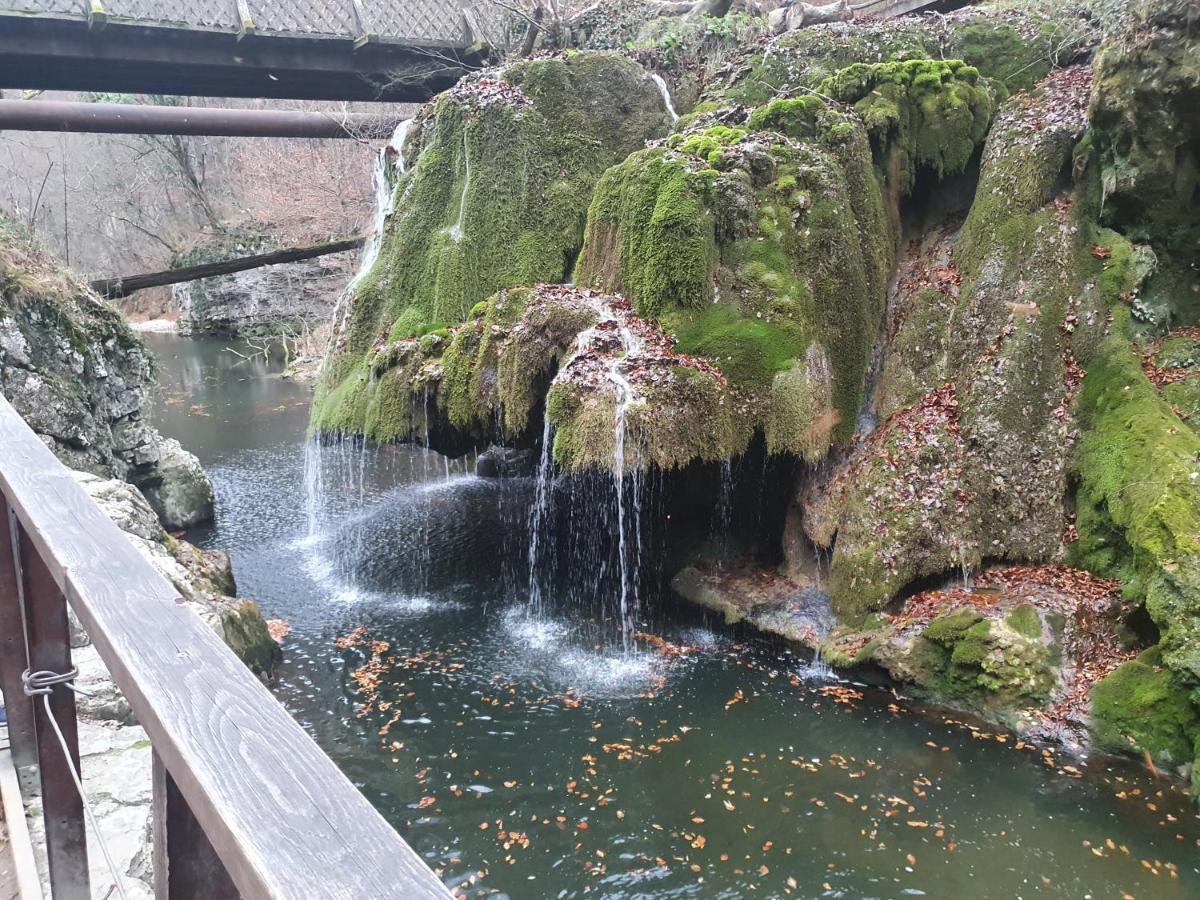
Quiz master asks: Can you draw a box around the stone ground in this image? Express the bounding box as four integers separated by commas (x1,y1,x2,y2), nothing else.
23,718,154,900
0,818,19,900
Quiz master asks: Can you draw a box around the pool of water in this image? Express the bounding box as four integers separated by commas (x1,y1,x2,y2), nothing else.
145,332,1200,899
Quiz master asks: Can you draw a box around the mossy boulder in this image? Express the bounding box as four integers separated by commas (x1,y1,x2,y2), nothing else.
575,108,894,459
708,9,1094,110
1092,647,1199,766
807,70,1097,622
852,602,1058,719
819,59,993,195
314,52,674,432
1070,311,1200,686
315,283,736,471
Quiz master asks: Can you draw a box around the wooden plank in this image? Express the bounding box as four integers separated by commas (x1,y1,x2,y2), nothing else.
0,745,45,900
0,395,452,900
153,752,239,899
90,235,365,300
235,0,255,41
0,502,36,778
16,524,89,900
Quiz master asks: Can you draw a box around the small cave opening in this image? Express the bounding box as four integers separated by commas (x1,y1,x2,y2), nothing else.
899,150,984,241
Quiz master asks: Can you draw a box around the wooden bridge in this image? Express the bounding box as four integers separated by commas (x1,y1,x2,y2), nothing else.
0,0,498,101
0,392,452,898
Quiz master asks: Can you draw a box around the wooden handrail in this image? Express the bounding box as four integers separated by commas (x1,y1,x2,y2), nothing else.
0,393,452,899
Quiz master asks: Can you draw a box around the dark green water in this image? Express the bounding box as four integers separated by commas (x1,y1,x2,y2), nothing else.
145,333,1200,899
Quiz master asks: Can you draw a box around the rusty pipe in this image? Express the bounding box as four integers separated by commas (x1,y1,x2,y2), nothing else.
0,99,404,138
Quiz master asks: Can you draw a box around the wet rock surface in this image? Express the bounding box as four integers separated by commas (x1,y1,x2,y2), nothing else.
0,219,216,528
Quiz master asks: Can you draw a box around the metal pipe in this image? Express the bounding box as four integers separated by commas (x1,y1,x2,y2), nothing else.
0,99,405,139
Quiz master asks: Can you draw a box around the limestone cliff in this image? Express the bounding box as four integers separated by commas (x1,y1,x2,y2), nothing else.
0,217,213,528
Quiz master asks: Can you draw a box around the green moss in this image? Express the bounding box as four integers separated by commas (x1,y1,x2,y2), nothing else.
911,609,1053,710
577,152,717,316
818,59,993,196
580,120,891,458
1070,309,1200,683
1005,604,1043,640
709,13,1087,109
1161,378,1200,430
924,608,984,644
665,302,805,391
1092,647,1200,764
313,52,671,435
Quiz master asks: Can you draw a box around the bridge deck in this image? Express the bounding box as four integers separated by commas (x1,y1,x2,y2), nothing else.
0,0,497,101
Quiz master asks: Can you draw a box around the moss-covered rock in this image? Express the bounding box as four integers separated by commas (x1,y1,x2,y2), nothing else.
708,8,1094,110
576,108,894,459
1092,647,1199,765
314,52,674,432
818,59,993,195
0,216,214,528
1070,310,1200,686
806,69,1096,622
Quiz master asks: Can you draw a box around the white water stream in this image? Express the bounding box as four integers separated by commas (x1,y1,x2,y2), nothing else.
649,73,679,123
446,132,471,243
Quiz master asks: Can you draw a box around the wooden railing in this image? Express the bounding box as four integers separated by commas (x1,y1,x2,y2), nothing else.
0,394,452,899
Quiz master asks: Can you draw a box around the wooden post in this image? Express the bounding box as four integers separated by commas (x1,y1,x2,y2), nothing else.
0,501,37,782
348,0,378,49
152,752,240,900
17,522,90,900
86,0,108,31
235,0,255,41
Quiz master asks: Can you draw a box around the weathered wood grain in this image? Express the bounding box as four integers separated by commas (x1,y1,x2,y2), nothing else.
0,395,453,900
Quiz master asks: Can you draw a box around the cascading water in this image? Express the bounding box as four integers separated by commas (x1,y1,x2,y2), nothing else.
606,321,644,649
521,296,650,649
649,73,679,123
447,132,471,243
711,459,735,565
526,415,555,617
304,118,414,582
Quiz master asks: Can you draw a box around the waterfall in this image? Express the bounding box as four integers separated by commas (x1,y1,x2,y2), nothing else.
526,415,555,616
711,459,734,566
305,118,413,561
446,132,471,243
606,320,644,649
391,118,413,174
519,296,649,649
649,73,679,123
323,117,414,364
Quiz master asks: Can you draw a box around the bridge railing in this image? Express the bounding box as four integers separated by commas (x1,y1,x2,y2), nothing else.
0,392,453,899
2,0,475,46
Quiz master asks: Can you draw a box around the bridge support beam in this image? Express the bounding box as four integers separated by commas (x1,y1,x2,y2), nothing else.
0,99,405,139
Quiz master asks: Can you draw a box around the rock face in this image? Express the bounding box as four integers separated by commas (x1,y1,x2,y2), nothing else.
307,4,1200,788
171,235,352,336
0,218,214,529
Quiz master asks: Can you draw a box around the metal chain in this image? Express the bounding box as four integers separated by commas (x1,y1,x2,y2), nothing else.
23,668,130,900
